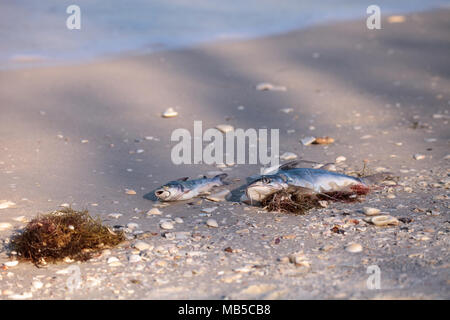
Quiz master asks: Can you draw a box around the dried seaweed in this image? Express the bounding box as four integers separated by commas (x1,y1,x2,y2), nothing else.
11,207,125,266
261,185,370,215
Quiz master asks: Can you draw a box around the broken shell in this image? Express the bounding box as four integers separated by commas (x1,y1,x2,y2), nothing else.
0,200,16,210
125,189,137,195
160,221,174,230
280,152,297,161
162,107,178,118
369,215,399,226
0,222,13,231
147,208,162,215
335,156,346,163
206,219,219,228
300,136,316,146
413,154,425,160
313,137,335,145
256,82,287,91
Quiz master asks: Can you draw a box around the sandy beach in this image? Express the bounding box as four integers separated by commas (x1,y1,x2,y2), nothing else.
0,9,449,299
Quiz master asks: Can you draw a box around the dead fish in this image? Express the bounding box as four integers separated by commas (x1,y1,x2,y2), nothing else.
155,174,228,201
246,161,391,202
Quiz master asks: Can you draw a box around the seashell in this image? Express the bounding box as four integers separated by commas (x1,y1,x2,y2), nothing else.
256,82,287,92
363,207,381,216
369,215,399,226
335,156,346,163
300,136,316,146
345,243,363,253
313,137,335,145
206,219,219,228
162,107,178,118
280,152,297,161
147,208,162,215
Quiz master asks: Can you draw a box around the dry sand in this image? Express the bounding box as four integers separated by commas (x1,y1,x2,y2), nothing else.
0,9,449,299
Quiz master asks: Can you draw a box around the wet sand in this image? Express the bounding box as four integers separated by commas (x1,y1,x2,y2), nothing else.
0,9,449,299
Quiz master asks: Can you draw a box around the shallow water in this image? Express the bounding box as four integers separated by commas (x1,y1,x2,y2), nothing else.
1,0,449,68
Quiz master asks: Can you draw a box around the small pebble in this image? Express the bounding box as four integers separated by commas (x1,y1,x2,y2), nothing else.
125,189,137,195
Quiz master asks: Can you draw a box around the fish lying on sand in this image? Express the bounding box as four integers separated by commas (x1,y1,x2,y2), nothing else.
155,174,228,201
246,161,392,202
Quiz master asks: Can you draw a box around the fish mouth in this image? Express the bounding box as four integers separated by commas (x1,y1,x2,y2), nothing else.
155,189,170,200
246,185,279,202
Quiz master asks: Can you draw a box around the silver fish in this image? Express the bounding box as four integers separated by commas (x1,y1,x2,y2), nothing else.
246,162,386,202
155,174,227,201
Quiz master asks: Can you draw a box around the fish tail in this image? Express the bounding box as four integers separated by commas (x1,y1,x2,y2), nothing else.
361,172,396,185
213,173,228,185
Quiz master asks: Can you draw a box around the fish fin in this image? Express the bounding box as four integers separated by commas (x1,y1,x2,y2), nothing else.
361,172,396,185
213,173,228,185
176,177,189,181
279,161,300,171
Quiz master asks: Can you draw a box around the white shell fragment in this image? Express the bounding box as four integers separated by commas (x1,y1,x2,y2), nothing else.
206,219,219,228
160,221,174,230
162,107,178,118
256,82,287,92
280,152,297,161
363,207,381,216
147,208,162,215
345,243,363,253
301,136,316,146
4,260,19,267
335,156,347,163
133,241,152,251
0,200,15,210
0,222,13,231
215,124,234,133
413,154,426,160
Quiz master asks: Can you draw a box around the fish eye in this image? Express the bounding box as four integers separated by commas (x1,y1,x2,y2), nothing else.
262,177,271,184
163,186,169,190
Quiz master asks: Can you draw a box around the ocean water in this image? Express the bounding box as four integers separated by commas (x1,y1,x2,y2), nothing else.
1,0,449,68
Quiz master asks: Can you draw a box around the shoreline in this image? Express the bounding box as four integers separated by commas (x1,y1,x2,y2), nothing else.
2,6,449,71
0,9,449,299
